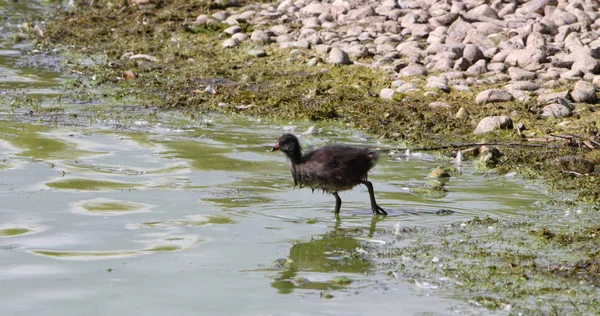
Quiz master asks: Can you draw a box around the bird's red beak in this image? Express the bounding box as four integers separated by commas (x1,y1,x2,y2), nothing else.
271,142,280,152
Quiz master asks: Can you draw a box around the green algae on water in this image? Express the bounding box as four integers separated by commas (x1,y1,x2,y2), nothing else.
46,178,141,190
0,228,30,236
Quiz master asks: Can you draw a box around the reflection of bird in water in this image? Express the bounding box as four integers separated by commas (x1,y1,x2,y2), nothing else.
272,133,387,215
270,215,385,294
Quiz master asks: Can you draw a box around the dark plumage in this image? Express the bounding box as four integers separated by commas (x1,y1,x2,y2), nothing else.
271,133,387,215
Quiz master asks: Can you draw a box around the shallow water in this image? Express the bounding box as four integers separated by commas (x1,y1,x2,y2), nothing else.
0,2,552,315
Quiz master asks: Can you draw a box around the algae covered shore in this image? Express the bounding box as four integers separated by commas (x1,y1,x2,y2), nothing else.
12,0,600,313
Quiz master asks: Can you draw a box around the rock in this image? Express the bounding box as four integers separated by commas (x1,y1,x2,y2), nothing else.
345,44,369,58
222,38,240,48
307,57,321,66
396,41,425,59
328,47,352,65
380,88,396,100
251,30,272,44
466,60,487,75
505,48,546,70
426,80,450,92
302,17,321,28
537,91,571,105
399,64,428,77
506,81,540,91
593,76,600,89
224,25,242,35
518,0,557,15
231,33,248,41
433,58,454,72
447,19,475,41
454,57,470,71
487,62,506,72
475,89,514,104
270,24,292,35
554,156,595,174
454,107,469,119
428,101,451,110
474,116,513,134
300,2,330,16
248,49,266,57
462,44,484,64
212,11,229,21
508,67,536,81
570,80,598,103
550,9,578,26
396,83,420,93
565,49,600,74
542,103,572,117
346,6,375,20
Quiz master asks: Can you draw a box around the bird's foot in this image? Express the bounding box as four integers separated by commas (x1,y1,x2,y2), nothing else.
372,205,387,216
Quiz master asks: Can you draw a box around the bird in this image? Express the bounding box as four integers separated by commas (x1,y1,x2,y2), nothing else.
271,133,387,215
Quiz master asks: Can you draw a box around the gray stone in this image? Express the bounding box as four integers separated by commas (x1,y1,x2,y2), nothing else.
251,30,272,44
487,63,506,72
466,60,487,75
212,11,230,21
526,31,547,49
222,38,240,48
570,80,598,103
303,17,321,28
224,25,242,35
551,9,578,26
380,88,396,100
506,81,540,91
300,3,330,16
328,47,352,65
518,0,557,15
565,49,600,74
399,64,428,77
345,44,369,58
537,91,572,108
427,101,450,110
396,83,420,93
433,58,454,72
396,41,425,59
560,69,584,80
447,19,475,41
505,48,546,70
426,80,450,93
270,24,292,35
462,44,484,64
346,6,375,20
231,33,248,41
454,57,470,71
474,116,513,134
441,42,465,58
475,89,514,104
542,103,572,117
508,67,536,81
248,49,267,57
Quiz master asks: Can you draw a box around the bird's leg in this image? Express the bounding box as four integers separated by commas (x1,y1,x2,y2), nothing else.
361,180,387,215
332,191,342,213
